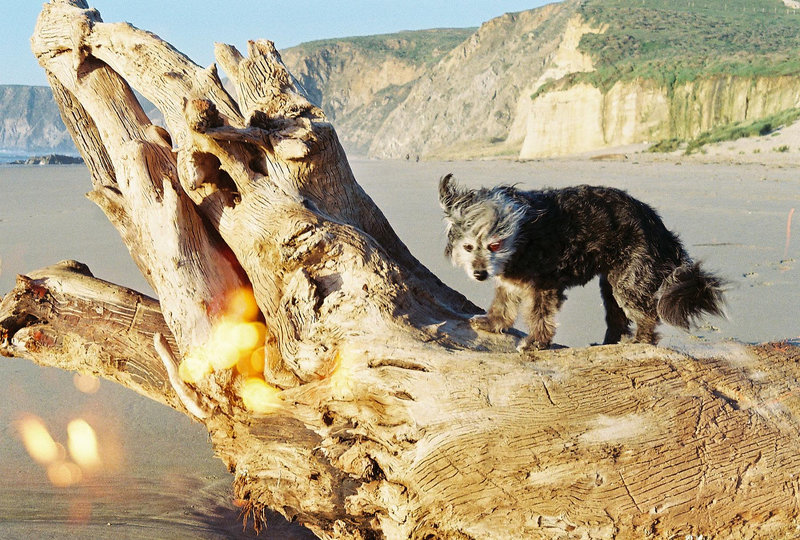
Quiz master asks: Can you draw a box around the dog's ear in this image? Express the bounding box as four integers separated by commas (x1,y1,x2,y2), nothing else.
439,173,461,210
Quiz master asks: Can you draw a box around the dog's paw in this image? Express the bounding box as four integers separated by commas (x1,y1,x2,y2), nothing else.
517,336,550,353
619,334,658,346
469,315,503,333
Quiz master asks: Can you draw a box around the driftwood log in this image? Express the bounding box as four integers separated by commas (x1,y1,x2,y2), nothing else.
3,1,800,537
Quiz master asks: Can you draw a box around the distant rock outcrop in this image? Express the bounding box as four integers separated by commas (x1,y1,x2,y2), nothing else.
0,86,160,156
0,85,75,153
9,153,83,165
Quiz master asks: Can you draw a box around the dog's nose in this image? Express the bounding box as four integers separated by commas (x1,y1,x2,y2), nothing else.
473,270,489,281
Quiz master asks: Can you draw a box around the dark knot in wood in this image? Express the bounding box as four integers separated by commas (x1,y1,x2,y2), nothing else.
185,98,224,133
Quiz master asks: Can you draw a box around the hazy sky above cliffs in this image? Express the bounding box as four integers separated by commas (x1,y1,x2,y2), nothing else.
3,0,552,86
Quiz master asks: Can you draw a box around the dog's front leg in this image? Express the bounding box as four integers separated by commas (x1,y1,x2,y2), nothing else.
470,281,522,333
518,288,565,352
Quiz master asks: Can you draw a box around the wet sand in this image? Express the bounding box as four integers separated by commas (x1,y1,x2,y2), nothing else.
0,155,798,537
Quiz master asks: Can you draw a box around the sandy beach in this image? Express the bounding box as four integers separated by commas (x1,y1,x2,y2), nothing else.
0,147,798,537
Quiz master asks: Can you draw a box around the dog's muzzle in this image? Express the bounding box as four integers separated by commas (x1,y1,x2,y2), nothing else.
473,269,489,281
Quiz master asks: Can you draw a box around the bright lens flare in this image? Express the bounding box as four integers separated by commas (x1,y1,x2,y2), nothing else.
73,373,100,394
179,288,268,384
180,287,284,414
16,414,105,487
47,462,83,488
16,414,61,465
240,377,282,414
67,419,101,469
227,287,261,321
179,350,214,384
328,349,355,396
237,347,266,378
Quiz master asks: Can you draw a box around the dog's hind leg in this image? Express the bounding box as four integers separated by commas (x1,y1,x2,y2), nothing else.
518,288,565,351
608,263,662,345
599,274,630,344
617,300,660,345
628,314,659,344
471,280,523,333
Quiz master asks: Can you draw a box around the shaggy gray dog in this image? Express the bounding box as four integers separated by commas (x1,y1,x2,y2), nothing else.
438,174,725,351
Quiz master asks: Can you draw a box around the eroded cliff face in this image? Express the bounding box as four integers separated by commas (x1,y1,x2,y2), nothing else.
282,43,424,155
670,75,800,138
367,2,575,160
520,80,668,158
507,14,606,151
280,30,474,156
519,75,800,158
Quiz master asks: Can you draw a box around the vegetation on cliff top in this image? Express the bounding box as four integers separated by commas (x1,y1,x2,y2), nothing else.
576,0,800,92
285,28,475,66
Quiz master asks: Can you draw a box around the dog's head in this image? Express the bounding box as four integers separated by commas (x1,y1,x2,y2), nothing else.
438,173,526,281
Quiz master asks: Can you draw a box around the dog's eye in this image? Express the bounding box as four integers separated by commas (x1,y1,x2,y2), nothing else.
488,241,502,252
463,244,474,252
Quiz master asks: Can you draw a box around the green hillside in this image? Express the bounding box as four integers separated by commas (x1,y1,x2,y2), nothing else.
287,28,476,67
577,0,800,90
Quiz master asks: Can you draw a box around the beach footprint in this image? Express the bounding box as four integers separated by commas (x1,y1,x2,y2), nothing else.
742,270,764,286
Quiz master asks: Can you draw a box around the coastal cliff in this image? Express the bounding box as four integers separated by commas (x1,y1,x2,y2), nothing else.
280,29,475,156
285,0,800,159
7,0,800,159
520,74,800,158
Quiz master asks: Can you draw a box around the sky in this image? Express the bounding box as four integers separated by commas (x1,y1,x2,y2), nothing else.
3,0,554,86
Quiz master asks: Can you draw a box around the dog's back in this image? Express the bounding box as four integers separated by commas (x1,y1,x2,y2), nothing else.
505,185,687,289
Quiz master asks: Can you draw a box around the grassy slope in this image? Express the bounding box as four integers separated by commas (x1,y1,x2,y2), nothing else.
576,0,800,91
563,0,800,151
286,28,476,67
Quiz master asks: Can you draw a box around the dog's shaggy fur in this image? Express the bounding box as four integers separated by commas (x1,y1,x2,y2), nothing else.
438,174,726,350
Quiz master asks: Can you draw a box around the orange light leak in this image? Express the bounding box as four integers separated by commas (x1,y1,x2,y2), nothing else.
784,208,795,260
73,373,101,394
15,414,103,488
67,419,101,470
240,377,282,414
326,348,357,398
47,461,83,488
16,414,62,465
181,287,282,413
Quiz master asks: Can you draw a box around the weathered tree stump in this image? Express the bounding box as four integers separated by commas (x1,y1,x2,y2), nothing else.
2,1,799,538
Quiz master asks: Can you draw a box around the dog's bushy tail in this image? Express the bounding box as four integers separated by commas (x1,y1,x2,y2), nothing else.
657,262,726,330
